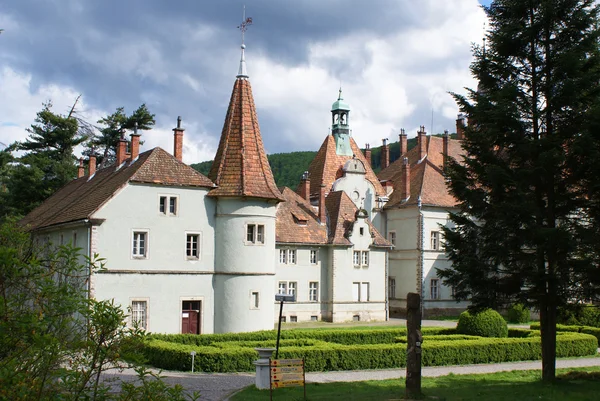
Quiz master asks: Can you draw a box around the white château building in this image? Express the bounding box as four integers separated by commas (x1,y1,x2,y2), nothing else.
21,42,467,334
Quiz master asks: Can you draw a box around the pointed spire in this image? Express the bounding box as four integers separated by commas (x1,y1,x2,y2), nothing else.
208,65,283,201
236,6,252,79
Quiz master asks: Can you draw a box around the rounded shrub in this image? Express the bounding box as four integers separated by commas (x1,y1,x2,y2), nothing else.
457,308,508,338
507,303,530,324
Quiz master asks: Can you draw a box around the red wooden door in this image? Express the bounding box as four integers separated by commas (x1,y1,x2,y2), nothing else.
181,301,201,334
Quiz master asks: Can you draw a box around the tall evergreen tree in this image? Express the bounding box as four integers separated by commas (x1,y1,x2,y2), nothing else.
5,102,85,217
440,0,600,381
89,104,155,168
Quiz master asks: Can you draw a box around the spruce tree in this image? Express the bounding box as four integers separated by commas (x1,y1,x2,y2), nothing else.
440,0,600,381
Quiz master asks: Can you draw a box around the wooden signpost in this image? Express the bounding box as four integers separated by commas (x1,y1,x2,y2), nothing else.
269,358,306,400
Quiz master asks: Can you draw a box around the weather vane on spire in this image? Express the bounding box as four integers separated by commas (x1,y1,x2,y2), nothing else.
237,5,253,46
236,6,252,78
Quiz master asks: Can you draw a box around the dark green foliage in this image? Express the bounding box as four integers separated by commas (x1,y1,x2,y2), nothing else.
557,305,600,327
438,0,600,381
0,222,193,400
530,323,600,342
89,104,155,168
507,303,531,324
142,329,596,373
457,309,508,338
3,102,85,217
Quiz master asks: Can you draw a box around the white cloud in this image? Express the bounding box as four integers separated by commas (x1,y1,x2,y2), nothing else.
248,0,485,150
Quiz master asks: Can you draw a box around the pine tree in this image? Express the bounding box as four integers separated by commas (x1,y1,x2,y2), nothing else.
440,0,600,381
90,104,155,167
5,102,85,216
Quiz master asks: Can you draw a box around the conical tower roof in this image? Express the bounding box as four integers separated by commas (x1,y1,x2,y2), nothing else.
208,76,283,201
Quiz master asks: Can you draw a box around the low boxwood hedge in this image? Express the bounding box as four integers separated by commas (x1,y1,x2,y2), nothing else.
142,331,597,373
150,327,454,346
530,323,600,342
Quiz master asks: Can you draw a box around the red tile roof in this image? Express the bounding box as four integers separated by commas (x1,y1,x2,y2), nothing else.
276,187,327,244
380,135,465,208
306,135,385,197
276,188,390,247
208,78,283,201
325,191,391,247
20,147,214,231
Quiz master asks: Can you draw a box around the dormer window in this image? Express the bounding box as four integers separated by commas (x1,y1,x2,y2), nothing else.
291,211,308,226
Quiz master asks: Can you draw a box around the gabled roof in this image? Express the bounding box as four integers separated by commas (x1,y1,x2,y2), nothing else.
276,187,327,244
307,135,385,198
20,147,214,231
208,78,283,201
380,135,464,209
325,191,391,247
275,188,390,248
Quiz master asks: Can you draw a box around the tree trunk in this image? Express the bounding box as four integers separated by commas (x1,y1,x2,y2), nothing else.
539,300,557,381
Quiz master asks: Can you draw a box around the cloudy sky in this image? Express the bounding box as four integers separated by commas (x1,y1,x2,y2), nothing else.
0,0,490,163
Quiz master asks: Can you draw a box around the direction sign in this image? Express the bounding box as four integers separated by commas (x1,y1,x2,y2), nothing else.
270,358,306,399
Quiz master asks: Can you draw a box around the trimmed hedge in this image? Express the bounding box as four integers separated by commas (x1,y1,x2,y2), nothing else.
395,334,482,343
557,305,600,327
530,323,600,342
142,331,597,373
457,309,508,338
150,327,453,346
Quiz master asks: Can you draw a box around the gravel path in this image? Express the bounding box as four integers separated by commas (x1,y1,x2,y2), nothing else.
102,353,600,401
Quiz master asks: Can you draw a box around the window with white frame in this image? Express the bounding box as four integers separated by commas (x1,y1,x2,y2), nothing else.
288,282,297,298
159,195,178,216
131,300,147,330
132,231,148,258
278,281,287,295
362,251,369,266
310,249,318,264
279,249,287,264
246,224,265,244
430,278,440,300
354,250,369,267
431,231,440,250
353,282,370,302
388,277,396,299
388,231,396,246
309,282,318,302
186,234,200,259
353,251,360,266
279,249,296,264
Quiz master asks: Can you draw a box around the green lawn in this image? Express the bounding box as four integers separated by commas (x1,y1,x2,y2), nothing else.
231,367,600,401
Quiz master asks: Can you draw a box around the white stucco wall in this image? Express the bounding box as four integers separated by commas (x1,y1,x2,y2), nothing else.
92,183,216,272
88,182,217,334
213,198,277,333
274,245,328,322
94,272,215,334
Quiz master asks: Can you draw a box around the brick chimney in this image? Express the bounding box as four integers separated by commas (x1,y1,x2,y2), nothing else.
130,122,141,160
401,157,410,201
77,158,84,178
299,171,310,201
399,128,407,156
381,138,389,170
363,144,372,168
456,113,466,140
418,126,427,161
173,116,184,162
443,129,449,169
318,184,326,224
116,132,128,166
88,153,97,176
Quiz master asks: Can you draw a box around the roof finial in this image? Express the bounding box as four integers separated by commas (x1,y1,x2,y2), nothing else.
338,86,343,100
236,5,252,78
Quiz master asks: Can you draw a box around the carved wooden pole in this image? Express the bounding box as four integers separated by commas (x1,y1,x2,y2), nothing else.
405,292,423,399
